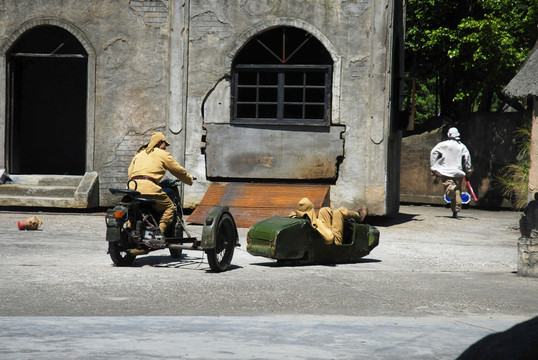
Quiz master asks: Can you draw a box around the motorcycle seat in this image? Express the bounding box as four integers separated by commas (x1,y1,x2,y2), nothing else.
109,188,141,196
134,197,156,205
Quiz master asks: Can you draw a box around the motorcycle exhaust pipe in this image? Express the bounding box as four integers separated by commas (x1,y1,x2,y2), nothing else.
169,243,201,251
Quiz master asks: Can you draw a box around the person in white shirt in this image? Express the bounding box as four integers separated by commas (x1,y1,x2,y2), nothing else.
430,127,472,219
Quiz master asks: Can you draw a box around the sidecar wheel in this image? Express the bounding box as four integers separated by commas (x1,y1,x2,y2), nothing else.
206,213,235,272
109,241,136,266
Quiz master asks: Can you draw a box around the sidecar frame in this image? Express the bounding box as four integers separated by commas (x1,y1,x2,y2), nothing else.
246,216,379,265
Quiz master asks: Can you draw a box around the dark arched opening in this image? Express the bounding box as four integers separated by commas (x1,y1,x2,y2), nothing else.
6,25,87,175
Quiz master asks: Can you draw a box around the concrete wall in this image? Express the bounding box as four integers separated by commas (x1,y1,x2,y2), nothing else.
181,0,403,215
0,0,404,215
0,0,171,206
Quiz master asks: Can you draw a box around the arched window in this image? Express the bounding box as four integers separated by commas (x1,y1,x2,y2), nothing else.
232,26,333,126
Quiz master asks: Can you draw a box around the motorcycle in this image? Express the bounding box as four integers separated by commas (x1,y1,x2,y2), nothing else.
105,178,239,272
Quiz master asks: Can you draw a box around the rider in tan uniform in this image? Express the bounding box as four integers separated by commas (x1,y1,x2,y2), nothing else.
290,197,367,245
128,132,194,234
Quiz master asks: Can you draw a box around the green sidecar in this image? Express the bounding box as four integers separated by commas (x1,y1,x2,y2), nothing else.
246,216,379,265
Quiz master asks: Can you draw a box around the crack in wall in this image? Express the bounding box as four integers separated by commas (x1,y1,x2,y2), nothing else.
190,11,233,40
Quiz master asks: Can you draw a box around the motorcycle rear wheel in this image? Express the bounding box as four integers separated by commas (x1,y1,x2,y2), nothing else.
109,241,136,266
168,221,183,259
206,213,235,272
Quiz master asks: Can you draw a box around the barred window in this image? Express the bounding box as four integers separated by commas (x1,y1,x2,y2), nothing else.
232,27,332,126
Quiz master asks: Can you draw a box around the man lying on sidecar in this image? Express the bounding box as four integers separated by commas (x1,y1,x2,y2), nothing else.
289,197,368,245
246,197,379,265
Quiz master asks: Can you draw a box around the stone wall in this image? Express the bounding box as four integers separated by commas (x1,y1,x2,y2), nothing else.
518,238,538,277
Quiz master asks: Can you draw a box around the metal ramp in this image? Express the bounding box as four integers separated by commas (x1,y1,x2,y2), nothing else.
0,172,99,208
187,182,330,228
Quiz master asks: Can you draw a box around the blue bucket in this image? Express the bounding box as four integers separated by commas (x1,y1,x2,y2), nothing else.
444,192,471,204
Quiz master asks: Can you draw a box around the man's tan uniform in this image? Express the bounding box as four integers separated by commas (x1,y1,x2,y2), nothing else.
128,132,193,233
289,197,366,245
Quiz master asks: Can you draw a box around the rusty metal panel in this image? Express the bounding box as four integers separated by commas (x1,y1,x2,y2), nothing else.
204,124,345,179
187,182,330,227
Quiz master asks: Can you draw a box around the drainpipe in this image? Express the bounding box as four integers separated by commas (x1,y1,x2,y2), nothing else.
168,0,190,203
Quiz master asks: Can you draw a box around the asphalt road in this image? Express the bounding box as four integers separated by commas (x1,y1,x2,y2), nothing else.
0,204,537,359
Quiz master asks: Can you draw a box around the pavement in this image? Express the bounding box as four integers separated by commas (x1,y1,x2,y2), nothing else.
0,204,537,359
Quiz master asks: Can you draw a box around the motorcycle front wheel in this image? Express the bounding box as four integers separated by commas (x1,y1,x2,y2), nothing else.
206,213,236,272
108,241,136,266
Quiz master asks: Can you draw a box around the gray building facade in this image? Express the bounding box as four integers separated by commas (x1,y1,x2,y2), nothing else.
0,0,404,216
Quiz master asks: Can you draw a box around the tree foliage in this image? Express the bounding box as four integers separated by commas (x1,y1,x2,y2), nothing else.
406,0,538,121
496,124,531,209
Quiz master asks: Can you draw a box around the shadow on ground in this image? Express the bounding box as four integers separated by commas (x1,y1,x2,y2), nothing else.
366,212,421,227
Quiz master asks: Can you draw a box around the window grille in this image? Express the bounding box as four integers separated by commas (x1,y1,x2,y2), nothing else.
232,27,332,126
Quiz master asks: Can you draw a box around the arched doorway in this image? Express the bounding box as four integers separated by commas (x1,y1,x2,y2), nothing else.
5,25,87,175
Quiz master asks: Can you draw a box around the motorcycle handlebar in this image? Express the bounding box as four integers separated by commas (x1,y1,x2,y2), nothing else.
160,177,196,187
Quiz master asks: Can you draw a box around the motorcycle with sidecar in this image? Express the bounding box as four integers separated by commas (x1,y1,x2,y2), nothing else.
105,179,239,272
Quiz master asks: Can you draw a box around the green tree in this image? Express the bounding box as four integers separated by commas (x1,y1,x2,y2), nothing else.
406,0,538,121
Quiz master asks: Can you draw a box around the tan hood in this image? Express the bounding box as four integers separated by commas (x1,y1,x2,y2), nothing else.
145,132,171,153
295,197,317,223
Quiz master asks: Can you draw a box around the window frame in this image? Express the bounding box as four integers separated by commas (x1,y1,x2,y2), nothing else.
232,64,332,126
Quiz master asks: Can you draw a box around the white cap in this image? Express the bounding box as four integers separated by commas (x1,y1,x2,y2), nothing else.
447,127,460,140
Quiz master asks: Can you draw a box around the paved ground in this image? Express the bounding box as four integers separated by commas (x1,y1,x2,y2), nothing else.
0,204,536,359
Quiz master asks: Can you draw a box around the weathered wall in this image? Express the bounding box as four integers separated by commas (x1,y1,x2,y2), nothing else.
401,112,530,207
0,0,403,214
182,0,402,214
0,0,171,206
527,97,538,201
